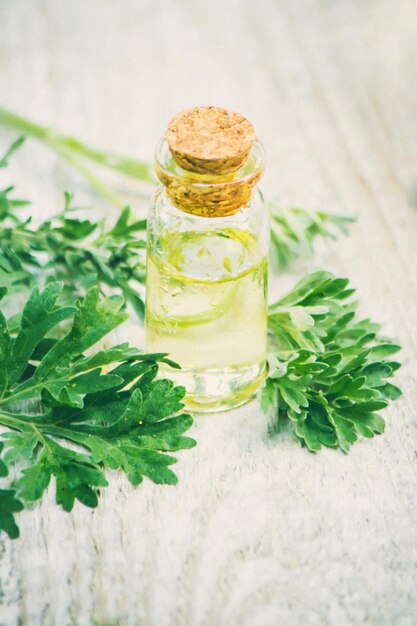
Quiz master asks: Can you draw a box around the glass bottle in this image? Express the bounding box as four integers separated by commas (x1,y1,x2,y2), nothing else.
145,106,269,412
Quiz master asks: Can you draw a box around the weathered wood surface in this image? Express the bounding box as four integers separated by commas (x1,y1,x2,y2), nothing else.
1,1,417,624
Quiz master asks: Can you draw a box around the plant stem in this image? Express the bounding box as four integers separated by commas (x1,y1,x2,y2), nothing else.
57,146,127,210
0,410,109,453
0,108,51,141
0,106,156,184
0,411,45,431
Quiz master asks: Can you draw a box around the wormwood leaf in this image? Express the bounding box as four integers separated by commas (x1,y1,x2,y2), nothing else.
0,136,25,168
0,144,147,318
0,442,8,477
141,379,186,421
9,282,75,385
269,202,354,269
2,432,38,463
0,490,24,539
34,288,127,380
0,309,11,394
0,443,24,538
0,283,196,539
264,272,401,453
15,460,52,502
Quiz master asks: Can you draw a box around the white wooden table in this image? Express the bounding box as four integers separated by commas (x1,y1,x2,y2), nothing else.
1,1,417,625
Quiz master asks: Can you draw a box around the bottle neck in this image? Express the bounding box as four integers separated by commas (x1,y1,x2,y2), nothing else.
155,138,265,218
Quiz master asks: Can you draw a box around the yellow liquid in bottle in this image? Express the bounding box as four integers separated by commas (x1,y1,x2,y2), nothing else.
145,227,267,411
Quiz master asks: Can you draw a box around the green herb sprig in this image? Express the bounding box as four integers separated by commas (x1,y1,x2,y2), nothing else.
270,200,354,269
263,271,401,452
0,282,195,538
1,177,147,320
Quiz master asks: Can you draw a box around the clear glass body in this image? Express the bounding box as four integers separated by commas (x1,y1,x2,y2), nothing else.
145,139,269,412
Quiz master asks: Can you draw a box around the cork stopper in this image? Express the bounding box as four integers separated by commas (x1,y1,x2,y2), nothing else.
166,106,255,175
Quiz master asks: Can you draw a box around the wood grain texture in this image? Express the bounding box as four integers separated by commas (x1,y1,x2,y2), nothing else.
0,1,417,625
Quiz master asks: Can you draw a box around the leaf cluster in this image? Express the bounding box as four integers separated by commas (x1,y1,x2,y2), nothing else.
270,200,354,269
263,271,401,452
0,282,195,538
0,183,147,318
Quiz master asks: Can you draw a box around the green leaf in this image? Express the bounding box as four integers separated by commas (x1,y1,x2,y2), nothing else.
265,272,401,453
0,489,24,538
260,378,278,414
123,448,178,486
0,136,25,168
110,206,147,238
2,432,38,463
294,419,322,452
269,202,354,270
279,382,308,414
54,217,97,240
272,271,334,307
0,309,11,394
0,160,147,322
378,382,402,400
44,369,123,408
141,379,186,421
34,288,127,380
9,282,75,385
0,441,8,477
15,461,52,502
0,283,195,538
108,388,144,434
55,461,108,511
368,344,401,359
330,413,358,453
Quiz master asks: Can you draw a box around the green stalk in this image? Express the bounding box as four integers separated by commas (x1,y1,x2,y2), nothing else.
0,411,45,430
57,146,127,210
0,108,51,141
0,107,156,209
0,411,112,455
56,136,156,183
